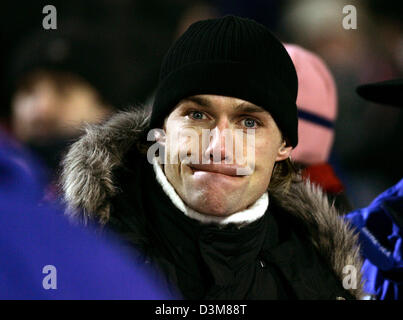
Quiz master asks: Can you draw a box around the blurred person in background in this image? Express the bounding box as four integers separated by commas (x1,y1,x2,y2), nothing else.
345,79,403,300
0,127,177,299
281,0,403,209
8,29,114,179
284,41,402,299
285,43,352,214
3,0,199,185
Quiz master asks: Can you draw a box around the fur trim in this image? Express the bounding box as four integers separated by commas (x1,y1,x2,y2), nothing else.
60,108,364,298
271,181,364,299
60,108,150,224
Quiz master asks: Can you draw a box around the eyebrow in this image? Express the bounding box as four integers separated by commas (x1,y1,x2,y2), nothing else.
182,96,266,113
234,103,266,114
182,96,212,108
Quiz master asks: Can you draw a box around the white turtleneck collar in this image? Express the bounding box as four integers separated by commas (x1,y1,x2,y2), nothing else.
152,157,269,227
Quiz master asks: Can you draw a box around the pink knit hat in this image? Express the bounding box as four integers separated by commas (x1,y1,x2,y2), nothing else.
284,44,337,165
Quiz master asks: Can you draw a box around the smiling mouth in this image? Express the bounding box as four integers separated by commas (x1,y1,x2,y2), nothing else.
188,164,246,177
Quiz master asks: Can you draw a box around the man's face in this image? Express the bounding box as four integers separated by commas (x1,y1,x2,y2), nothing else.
162,94,292,216
12,71,110,142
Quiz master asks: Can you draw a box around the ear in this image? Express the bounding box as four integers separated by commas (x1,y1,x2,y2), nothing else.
275,140,292,161
152,128,166,147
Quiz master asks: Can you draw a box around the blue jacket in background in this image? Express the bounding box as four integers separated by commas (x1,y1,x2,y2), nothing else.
345,178,403,300
0,131,177,299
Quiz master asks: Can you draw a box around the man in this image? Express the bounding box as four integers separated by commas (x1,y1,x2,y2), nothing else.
61,16,364,299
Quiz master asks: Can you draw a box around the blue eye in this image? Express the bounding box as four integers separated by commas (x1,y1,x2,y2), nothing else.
190,111,205,120
243,118,257,128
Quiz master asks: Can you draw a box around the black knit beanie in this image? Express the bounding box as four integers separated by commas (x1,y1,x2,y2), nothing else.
151,15,299,147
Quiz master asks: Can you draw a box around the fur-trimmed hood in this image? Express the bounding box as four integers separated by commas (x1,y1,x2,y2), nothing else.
60,108,365,299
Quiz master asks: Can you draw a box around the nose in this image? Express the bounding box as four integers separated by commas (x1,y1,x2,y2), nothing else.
29,86,57,123
203,120,233,163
